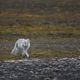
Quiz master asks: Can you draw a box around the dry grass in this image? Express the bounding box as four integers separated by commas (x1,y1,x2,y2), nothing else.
0,25,80,34
0,49,80,60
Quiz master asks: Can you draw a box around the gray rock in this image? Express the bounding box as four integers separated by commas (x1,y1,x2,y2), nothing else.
0,58,80,80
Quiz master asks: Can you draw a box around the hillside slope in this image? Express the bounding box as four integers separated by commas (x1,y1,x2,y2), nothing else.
0,0,80,59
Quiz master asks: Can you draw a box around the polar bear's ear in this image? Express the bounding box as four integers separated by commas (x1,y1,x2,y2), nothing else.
26,39,30,42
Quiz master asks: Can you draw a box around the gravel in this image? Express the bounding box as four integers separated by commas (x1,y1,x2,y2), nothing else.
0,58,80,80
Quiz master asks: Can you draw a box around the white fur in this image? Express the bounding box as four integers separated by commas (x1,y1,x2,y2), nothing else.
11,38,30,58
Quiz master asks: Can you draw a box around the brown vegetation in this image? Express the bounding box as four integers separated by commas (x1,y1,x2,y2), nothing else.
0,0,80,60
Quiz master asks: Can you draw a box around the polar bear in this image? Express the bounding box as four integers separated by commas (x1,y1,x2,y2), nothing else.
11,38,30,58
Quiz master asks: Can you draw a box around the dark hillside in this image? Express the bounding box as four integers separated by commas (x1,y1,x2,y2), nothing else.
0,0,80,26
0,0,80,11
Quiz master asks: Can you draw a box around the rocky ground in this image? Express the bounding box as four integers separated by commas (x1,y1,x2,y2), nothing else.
0,58,80,80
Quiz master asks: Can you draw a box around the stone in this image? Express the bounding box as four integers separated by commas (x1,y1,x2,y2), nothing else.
0,58,80,80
